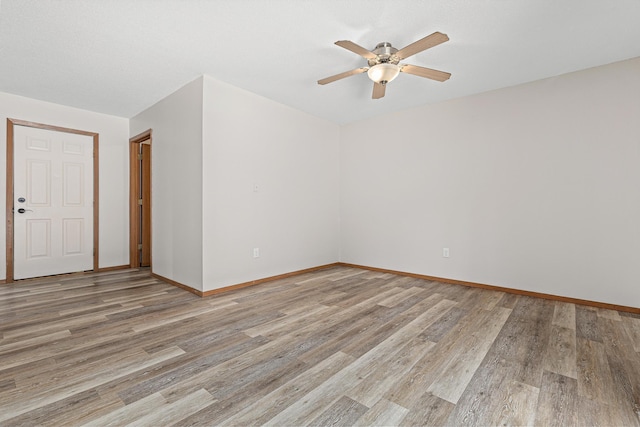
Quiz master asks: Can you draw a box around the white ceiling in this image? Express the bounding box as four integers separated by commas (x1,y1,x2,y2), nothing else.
1,0,640,124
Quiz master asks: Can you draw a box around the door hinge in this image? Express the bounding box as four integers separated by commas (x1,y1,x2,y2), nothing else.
138,244,143,250
138,198,143,206
137,153,143,160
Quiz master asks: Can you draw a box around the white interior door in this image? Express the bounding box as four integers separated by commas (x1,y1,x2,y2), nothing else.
13,125,94,280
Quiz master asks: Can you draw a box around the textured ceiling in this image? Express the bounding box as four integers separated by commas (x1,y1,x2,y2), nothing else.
1,0,640,124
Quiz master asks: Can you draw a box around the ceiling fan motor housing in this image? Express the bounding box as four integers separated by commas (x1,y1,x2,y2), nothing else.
368,42,400,66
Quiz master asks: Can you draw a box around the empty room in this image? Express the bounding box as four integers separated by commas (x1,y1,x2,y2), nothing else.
1,1,639,425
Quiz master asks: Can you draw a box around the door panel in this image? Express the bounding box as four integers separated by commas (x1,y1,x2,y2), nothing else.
27,159,51,205
26,219,51,258
63,218,84,255
13,125,94,279
141,143,151,267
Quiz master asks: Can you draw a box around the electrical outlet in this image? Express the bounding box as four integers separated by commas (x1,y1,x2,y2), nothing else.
443,248,450,258
253,247,260,258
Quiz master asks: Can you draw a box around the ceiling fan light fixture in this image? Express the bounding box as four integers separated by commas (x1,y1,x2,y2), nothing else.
367,63,400,84
319,32,451,99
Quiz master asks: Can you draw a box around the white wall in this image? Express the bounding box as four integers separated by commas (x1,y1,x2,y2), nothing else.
201,76,340,291
0,91,130,280
130,77,204,291
340,57,640,308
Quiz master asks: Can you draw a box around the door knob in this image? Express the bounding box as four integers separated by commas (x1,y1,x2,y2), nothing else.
17,208,33,214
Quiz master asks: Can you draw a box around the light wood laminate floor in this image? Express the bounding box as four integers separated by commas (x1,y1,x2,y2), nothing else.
1,266,639,426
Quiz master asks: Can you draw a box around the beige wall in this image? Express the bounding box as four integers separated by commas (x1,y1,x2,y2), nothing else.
340,57,640,308
201,76,340,291
0,92,130,280
130,77,205,291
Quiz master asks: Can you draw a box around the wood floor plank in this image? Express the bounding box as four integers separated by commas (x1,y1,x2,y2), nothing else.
130,302,238,333
2,312,110,340
480,296,554,388
622,316,640,352
496,292,520,309
445,297,553,426
0,329,71,355
575,305,602,342
552,301,576,330
331,280,405,309
345,337,435,408
293,291,436,365
243,303,338,338
0,356,57,387
444,352,515,426
384,305,504,410
596,307,622,321
342,294,455,356
260,356,359,426
83,391,164,426
543,325,577,379
417,306,467,343
2,332,136,379
355,398,408,426
159,348,309,424
307,395,369,427
399,392,454,426
295,303,396,366
457,287,504,311
597,318,640,423
221,351,355,426
126,388,215,427
0,379,16,393
485,379,539,426
576,337,618,404
114,334,268,405
535,370,578,427
4,390,124,427
176,311,281,353
576,395,640,427
339,293,449,358
0,346,184,423
426,306,512,404
377,286,426,308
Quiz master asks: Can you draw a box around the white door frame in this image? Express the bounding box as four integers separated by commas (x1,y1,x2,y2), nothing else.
5,118,99,282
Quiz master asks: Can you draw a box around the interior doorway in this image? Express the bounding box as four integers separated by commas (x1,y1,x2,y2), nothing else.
129,130,152,268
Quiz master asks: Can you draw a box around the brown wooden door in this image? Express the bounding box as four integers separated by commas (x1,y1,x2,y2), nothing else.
129,130,152,268
140,143,151,267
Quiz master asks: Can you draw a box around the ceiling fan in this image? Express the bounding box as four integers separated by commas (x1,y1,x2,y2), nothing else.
318,31,451,99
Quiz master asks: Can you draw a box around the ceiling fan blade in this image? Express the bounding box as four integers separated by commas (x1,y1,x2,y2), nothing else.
317,67,368,85
372,82,386,99
335,40,377,60
400,64,451,82
395,32,449,60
